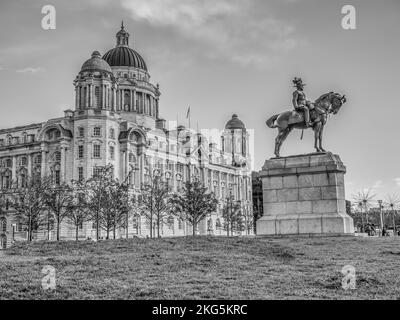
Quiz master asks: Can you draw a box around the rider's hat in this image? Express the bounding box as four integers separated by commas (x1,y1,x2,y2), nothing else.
293,77,305,87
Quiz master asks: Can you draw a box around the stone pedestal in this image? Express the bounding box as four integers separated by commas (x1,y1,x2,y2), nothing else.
256,153,354,236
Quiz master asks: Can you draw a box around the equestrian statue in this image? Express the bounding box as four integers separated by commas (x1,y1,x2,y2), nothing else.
266,77,347,158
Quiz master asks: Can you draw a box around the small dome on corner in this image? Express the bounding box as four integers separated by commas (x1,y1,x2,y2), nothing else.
225,114,246,130
80,51,112,73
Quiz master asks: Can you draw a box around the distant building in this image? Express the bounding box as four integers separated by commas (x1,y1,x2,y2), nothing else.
0,24,253,248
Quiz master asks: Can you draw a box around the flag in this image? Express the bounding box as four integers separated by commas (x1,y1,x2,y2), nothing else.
186,106,191,119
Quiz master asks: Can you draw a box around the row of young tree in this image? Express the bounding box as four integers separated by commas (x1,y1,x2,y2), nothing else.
349,190,400,234
0,165,250,242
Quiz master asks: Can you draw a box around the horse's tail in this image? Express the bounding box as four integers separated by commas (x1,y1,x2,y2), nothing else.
266,114,279,128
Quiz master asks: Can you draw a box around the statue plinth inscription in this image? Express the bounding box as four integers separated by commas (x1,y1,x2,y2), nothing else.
256,152,354,236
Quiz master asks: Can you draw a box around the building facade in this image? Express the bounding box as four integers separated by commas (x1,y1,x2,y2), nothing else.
0,24,252,248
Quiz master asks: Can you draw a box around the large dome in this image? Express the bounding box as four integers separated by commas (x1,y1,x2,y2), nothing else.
103,46,148,71
102,22,148,71
225,114,246,130
81,51,112,73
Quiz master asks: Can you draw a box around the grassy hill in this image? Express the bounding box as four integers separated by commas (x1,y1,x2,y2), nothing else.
1,236,399,299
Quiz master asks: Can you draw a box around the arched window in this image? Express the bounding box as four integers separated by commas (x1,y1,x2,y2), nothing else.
109,146,115,160
22,132,28,144
207,219,213,231
20,156,27,166
7,135,12,146
0,218,6,232
216,218,222,229
5,159,12,168
1,170,11,189
129,153,136,163
124,92,130,110
0,235,6,250
34,154,42,165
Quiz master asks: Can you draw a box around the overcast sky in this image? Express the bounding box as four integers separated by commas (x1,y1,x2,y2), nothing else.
0,0,399,201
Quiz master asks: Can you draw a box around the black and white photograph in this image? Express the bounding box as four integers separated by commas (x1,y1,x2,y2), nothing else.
0,0,399,309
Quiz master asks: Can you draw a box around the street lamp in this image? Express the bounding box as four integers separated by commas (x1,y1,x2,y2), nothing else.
378,200,384,236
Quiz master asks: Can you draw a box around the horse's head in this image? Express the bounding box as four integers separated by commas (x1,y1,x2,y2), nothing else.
315,92,347,115
330,93,346,114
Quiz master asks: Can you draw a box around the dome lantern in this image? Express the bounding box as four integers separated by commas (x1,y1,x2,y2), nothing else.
116,20,129,47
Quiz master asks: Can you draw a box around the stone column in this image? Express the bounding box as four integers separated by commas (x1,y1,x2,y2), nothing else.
113,87,117,111
102,84,105,109
133,90,137,111
41,149,46,178
85,85,89,107
11,156,17,183
75,86,79,109
130,90,133,112
89,84,92,108
27,154,32,177
125,151,130,184
140,154,145,185
60,146,66,183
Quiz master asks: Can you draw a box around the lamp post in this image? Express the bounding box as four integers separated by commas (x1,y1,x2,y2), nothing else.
378,200,383,236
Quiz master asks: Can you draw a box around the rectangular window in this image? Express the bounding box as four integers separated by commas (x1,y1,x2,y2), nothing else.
78,145,84,159
93,145,101,158
95,86,101,108
93,167,102,178
55,170,60,185
93,127,101,137
109,146,115,160
78,167,84,182
78,127,84,137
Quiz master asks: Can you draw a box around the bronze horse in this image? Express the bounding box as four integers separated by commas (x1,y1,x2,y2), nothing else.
266,92,346,157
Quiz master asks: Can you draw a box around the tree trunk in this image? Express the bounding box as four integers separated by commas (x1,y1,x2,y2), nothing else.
57,216,60,241
28,213,32,242
75,225,79,241
150,213,153,239
106,229,109,240
126,213,129,239
157,214,160,238
193,222,196,236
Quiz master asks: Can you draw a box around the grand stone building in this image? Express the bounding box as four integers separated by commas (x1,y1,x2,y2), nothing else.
0,24,252,248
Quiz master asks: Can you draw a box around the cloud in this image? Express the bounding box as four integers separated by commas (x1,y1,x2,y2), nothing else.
0,66,3,71
372,180,383,189
394,178,400,187
16,67,46,74
117,0,299,68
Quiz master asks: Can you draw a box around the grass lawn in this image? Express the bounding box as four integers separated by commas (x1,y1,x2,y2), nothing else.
0,236,399,299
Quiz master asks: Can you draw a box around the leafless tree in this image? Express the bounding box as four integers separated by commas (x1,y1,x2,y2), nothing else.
139,172,171,238
385,194,400,234
44,182,74,241
170,179,218,236
9,177,51,241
